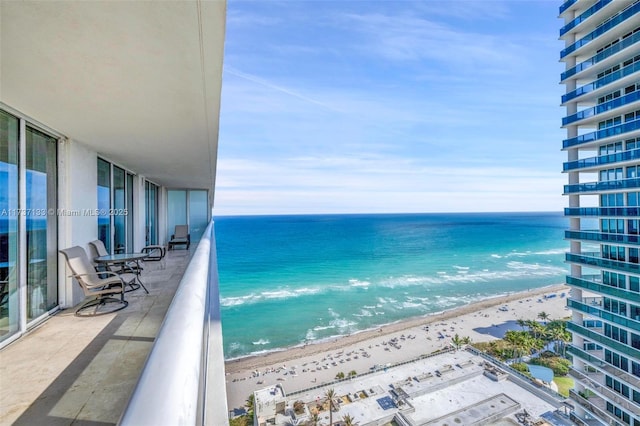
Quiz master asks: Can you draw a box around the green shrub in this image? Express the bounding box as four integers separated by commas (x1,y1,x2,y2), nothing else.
529,356,571,376
511,362,529,373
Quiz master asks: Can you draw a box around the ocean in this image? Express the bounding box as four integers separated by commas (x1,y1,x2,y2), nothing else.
214,212,569,360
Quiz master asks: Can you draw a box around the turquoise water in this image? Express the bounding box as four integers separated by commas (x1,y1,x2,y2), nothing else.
215,212,568,359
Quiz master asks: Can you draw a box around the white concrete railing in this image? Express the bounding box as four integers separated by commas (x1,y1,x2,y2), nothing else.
119,220,227,426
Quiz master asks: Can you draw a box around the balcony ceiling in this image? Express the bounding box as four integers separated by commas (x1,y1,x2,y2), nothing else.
0,1,226,193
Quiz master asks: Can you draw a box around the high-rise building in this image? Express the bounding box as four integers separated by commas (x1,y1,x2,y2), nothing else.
561,1,640,425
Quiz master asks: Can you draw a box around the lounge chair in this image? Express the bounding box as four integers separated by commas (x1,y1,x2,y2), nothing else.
168,225,190,250
59,246,129,316
141,245,166,261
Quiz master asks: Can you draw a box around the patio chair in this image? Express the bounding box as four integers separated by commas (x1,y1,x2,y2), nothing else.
88,240,142,292
141,245,166,261
59,246,129,316
168,225,190,250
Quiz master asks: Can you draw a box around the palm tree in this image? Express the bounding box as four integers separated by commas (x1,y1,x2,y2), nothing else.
545,320,571,356
335,372,345,380
348,370,357,378
342,414,357,426
451,333,463,350
526,320,544,340
537,311,550,323
245,394,255,418
308,412,320,426
325,388,336,426
517,318,527,331
462,336,472,346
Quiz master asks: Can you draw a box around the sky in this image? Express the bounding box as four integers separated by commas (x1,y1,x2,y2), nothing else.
214,0,567,216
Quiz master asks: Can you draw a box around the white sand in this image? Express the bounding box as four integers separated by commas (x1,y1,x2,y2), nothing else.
225,284,570,411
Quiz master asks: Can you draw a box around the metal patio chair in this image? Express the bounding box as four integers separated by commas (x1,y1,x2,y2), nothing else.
60,246,129,316
168,225,190,250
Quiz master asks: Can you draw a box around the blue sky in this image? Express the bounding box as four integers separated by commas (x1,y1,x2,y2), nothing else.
214,0,566,216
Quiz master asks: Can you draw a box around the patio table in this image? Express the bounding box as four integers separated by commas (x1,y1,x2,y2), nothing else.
94,252,149,294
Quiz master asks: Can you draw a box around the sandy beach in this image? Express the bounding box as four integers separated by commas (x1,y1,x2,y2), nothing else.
225,284,570,411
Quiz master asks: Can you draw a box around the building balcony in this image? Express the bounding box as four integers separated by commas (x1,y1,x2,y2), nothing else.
569,367,640,417
560,0,613,37
567,322,640,360
559,0,578,17
566,275,640,305
564,207,640,217
568,345,640,396
565,229,640,245
569,388,628,426
560,2,640,59
562,91,640,127
563,149,640,172
562,61,640,105
561,30,640,82
568,299,640,332
0,221,227,425
563,177,640,194
565,252,640,277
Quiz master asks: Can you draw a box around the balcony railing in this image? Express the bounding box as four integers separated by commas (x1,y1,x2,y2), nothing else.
567,322,640,360
566,275,640,305
569,367,640,417
560,2,640,59
563,119,640,149
559,0,578,15
565,229,640,245
119,220,227,426
563,91,640,126
569,389,622,426
561,30,640,81
568,299,640,332
565,252,640,277
562,61,640,104
560,0,613,37
563,149,640,171
564,206,640,216
567,345,640,389
564,177,640,193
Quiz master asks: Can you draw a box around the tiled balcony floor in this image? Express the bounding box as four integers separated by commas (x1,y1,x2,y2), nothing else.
0,248,194,425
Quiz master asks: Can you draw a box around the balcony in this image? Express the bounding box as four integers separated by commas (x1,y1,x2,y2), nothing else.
559,0,578,16
567,322,640,360
566,275,640,305
568,345,640,395
564,207,640,216
560,2,640,59
561,30,640,81
569,388,624,426
560,0,613,37
563,177,640,194
565,229,640,245
568,299,640,332
563,149,640,171
569,367,640,417
565,251,640,277
563,91,640,126
562,60,640,105
0,221,227,425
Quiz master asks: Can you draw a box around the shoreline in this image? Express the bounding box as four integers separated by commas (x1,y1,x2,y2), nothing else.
224,283,567,375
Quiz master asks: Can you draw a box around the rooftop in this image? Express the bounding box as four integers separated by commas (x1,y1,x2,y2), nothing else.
254,350,571,426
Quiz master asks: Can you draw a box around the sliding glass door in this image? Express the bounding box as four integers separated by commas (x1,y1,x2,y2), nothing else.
0,111,19,342
145,181,158,245
97,159,134,254
25,127,57,320
167,189,209,244
0,109,59,343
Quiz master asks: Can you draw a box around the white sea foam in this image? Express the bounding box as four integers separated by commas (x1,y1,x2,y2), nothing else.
453,265,470,270
313,324,336,331
252,339,270,345
349,279,370,288
353,309,373,317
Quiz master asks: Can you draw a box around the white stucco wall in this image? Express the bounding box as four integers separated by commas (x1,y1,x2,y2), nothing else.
59,139,98,307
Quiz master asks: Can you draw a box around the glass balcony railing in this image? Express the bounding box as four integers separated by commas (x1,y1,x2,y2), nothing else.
568,299,640,332
565,229,640,244
566,275,640,305
564,206,640,216
563,149,640,171
563,119,640,149
567,345,640,389
568,367,640,417
559,0,578,15
560,2,640,59
567,322,640,360
569,389,621,426
564,177,640,193
565,251,640,275
560,0,613,37
562,30,640,81
562,60,640,104
563,91,640,126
